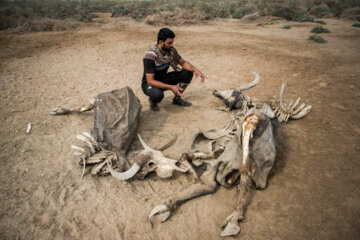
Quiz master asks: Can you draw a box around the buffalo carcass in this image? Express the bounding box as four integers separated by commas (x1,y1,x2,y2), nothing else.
56,87,189,179
149,72,311,236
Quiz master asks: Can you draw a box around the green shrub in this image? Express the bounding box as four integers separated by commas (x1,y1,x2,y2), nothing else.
309,34,327,43
200,2,230,20
282,24,291,29
15,18,79,32
309,5,333,18
229,4,254,19
352,23,360,27
272,7,303,21
314,20,326,25
110,1,156,21
264,21,274,25
311,25,330,33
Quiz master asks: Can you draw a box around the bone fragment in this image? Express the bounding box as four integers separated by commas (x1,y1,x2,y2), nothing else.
221,222,241,237
279,83,288,113
149,204,171,222
91,160,108,176
71,145,86,153
50,107,71,115
73,152,84,156
81,156,86,178
25,122,32,134
292,103,306,115
77,134,96,154
291,105,312,119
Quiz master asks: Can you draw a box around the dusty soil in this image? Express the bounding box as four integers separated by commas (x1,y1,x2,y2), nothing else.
0,15,359,239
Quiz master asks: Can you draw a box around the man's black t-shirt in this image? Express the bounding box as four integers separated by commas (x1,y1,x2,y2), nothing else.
142,58,170,84
142,45,182,84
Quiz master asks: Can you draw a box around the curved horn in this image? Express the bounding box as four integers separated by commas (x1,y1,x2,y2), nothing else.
238,72,260,92
107,161,141,181
138,134,155,151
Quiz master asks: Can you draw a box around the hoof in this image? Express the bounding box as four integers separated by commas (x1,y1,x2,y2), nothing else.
149,204,171,223
220,222,241,237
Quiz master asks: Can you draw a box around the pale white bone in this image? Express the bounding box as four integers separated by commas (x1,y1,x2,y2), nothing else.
290,97,301,110
279,83,288,112
242,122,253,165
82,132,96,142
221,222,241,237
291,105,312,119
107,161,141,180
25,122,32,134
81,156,86,178
76,134,96,154
149,204,171,222
73,152,84,156
138,134,189,175
286,100,294,110
292,103,306,115
91,160,108,175
71,145,86,152
238,72,260,92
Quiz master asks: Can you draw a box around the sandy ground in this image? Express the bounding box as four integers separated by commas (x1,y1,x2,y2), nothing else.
0,14,360,239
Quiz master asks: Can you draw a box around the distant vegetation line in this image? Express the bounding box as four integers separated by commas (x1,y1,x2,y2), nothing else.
1,0,359,32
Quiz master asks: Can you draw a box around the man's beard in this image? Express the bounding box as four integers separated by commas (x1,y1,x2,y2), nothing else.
161,46,171,52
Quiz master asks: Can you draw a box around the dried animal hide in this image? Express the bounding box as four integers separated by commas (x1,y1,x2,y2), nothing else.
91,87,142,154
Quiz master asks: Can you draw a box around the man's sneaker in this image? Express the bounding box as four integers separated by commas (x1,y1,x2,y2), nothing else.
172,96,192,107
149,99,160,111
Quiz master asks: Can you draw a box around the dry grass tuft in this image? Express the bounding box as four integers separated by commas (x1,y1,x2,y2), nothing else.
15,18,79,32
144,8,204,26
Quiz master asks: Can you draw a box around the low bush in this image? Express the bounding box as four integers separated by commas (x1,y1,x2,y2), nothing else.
272,7,303,21
282,24,291,29
309,34,327,43
110,1,156,21
314,20,326,25
144,8,204,26
352,23,360,27
311,25,330,33
264,21,274,25
308,5,333,18
15,18,79,32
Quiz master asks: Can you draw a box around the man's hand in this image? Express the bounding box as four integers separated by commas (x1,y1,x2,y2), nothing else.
170,85,184,97
194,69,207,83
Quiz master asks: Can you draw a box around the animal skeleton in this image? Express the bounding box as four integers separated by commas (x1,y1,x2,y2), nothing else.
52,73,311,237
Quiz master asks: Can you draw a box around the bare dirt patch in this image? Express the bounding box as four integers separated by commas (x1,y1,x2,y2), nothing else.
0,19,359,239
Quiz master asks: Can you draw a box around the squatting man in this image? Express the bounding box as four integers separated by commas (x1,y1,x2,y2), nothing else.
141,28,207,111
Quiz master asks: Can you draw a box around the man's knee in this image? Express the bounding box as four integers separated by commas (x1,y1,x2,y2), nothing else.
182,70,193,84
149,88,164,103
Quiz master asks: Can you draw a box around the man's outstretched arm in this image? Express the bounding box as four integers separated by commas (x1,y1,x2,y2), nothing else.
179,58,207,83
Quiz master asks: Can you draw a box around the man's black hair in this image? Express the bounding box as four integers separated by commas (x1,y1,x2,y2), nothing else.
157,28,175,43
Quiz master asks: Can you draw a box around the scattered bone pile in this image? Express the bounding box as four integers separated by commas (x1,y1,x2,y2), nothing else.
52,72,312,237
